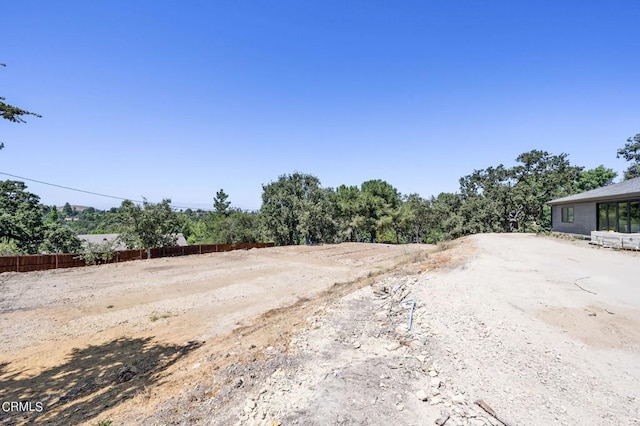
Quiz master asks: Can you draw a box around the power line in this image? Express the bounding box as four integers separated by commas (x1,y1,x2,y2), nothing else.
0,171,211,211
0,171,138,202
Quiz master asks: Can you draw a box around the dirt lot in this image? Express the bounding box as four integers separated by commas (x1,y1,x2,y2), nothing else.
1,235,639,425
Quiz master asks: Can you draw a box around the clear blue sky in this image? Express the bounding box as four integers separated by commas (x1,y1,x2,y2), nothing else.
2,1,639,211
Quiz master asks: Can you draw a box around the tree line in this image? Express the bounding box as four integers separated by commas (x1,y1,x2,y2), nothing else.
183,139,639,246
1,140,638,254
256,150,614,245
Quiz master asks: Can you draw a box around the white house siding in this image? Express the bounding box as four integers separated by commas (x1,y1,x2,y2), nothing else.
551,201,596,235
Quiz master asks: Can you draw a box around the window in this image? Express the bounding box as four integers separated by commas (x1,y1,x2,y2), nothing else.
598,204,608,231
618,202,629,233
607,204,617,232
631,201,640,233
597,200,640,233
561,207,574,223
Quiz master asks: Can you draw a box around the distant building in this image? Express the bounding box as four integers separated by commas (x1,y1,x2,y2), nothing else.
548,177,640,235
78,233,188,250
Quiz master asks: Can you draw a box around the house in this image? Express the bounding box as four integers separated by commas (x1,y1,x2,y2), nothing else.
78,233,188,250
548,177,640,236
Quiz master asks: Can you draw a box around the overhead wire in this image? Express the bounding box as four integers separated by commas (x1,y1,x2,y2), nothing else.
0,171,212,211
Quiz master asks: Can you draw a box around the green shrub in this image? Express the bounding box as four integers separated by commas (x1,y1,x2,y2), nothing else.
77,240,118,265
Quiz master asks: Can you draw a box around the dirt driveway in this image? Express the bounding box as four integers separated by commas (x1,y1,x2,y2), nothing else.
1,235,639,425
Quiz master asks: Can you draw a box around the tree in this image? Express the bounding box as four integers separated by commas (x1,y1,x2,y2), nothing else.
185,219,211,245
623,164,640,181
458,150,582,233
225,210,262,243
459,165,510,232
210,189,263,243
0,96,40,123
1,63,41,150
0,180,45,253
62,202,74,217
214,189,231,215
298,188,339,244
429,192,464,241
185,208,263,245
0,180,82,253
357,179,401,243
183,189,263,244
336,185,361,242
40,224,83,254
508,150,582,231
617,134,640,180
577,166,617,191
458,194,502,236
403,194,430,243
67,207,122,234
118,198,181,257
260,172,336,245
39,207,82,253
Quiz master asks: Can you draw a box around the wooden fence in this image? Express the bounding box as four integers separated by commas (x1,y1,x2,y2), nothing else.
0,242,275,274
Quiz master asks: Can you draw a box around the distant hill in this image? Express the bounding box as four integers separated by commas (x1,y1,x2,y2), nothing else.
56,205,92,212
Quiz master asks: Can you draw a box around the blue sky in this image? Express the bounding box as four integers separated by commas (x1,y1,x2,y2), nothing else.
2,1,639,210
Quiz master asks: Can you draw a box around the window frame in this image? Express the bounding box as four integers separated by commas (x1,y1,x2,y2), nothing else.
630,201,640,233
561,206,574,223
597,199,640,233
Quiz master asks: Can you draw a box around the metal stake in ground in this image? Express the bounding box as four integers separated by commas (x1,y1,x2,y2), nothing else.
401,298,416,331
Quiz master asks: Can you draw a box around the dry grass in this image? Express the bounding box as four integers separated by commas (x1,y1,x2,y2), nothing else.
149,312,173,322
436,241,452,252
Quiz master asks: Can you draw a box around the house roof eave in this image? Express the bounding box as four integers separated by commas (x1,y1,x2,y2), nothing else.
548,191,640,205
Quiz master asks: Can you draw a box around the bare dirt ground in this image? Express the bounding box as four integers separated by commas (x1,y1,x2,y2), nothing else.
0,243,430,425
1,235,639,426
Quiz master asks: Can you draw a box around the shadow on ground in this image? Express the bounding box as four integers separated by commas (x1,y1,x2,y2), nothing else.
0,337,203,425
